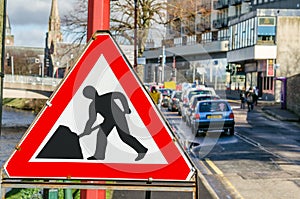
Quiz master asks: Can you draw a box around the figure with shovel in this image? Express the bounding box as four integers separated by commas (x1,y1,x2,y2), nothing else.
79,86,148,161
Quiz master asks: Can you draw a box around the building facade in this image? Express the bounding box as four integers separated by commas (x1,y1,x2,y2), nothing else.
225,0,300,101
143,0,300,102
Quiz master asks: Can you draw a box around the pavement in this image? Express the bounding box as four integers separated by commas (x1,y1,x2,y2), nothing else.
261,104,300,121
229,99,300,122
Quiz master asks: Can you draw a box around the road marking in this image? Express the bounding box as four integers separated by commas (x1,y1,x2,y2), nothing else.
205,158,245,199
198,160,213,175
235,133,294,164
205,158,223,175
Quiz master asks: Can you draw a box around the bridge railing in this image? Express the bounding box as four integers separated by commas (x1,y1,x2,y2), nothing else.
3,75,62,86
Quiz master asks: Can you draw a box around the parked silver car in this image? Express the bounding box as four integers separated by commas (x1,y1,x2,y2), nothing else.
180,87,217,121
167,90,182,112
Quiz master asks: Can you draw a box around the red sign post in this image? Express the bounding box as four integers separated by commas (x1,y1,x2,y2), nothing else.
87,0,110,41
85,0,110,198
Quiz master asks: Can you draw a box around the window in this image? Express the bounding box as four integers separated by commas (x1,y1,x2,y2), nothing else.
257,17,276,45
233,25,237,49
253,17,257,45
246,21,250,47
263,76,273,90
242,21,246,47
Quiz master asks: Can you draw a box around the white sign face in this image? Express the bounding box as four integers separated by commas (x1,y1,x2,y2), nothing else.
31,55,167,164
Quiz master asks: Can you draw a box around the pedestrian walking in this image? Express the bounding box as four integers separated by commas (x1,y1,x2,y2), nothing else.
253,86,259,105
240,88,246,109
246,87,254,112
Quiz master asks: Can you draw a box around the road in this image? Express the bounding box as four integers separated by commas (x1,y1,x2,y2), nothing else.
1,103,299,199
163,103,300,199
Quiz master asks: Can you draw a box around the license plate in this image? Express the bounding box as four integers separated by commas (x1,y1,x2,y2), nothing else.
207,115,222,119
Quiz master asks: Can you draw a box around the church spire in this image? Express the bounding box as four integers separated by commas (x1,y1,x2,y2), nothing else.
5,13,14,46
48,0,63,50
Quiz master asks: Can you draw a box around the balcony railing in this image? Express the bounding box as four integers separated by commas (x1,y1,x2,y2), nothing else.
204,21,211,30
214,0,229,10
213,18,228,29
229,0,242,6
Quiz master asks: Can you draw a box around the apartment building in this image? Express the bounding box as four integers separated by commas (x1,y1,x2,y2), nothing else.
226,0,300,100
144,0,228,86
143,0,300,102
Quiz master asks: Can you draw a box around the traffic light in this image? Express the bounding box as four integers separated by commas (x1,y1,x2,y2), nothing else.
45,57,50,68
158,56,162,64
7,57,11,67
226,65,232,73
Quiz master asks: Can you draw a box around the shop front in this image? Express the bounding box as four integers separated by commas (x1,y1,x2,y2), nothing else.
245,59,275,100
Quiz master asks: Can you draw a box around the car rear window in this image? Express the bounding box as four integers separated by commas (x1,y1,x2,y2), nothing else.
199,101,229,112
160,89,172,96
174,92,182,98
188,90,211,99
192,96,216,107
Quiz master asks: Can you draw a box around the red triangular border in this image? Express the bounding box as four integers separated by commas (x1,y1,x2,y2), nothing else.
4,31,194,181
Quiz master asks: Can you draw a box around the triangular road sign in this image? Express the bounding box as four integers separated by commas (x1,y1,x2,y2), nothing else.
4,31,194,181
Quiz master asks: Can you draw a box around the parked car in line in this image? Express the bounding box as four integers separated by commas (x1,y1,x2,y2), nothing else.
185,94,220,126
180,87,217,121
190,100,235,136
159,88,173,107
167,90,182,112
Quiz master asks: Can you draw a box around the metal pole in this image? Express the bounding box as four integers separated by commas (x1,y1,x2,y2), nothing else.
145,178,153,199
0,0,7,136
172,54,176,82
10,55,13,76
161,46,165,83
64,184,73,199
215,65,218,90
133,0,138,71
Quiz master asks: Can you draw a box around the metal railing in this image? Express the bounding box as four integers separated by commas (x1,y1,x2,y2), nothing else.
3,75,62,87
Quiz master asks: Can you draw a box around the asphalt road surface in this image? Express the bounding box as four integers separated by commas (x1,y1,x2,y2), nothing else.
164,103,300,199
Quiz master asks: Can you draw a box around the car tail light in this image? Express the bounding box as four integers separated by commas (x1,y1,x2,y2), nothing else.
184,98,188,103
194,113,200,119
229,112,234,119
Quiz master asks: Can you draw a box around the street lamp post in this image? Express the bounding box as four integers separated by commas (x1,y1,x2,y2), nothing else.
161,45,165,83
0,0,7,136
214,60,218,90
133,0,138,71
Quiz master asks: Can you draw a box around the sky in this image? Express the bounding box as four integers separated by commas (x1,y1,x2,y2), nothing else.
7,0,76,48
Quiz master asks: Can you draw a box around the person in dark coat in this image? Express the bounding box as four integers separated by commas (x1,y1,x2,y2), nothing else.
240,88,246,109
246,87,254,112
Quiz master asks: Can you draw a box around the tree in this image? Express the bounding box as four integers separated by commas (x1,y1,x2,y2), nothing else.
61,0,88,45
165,0,212,37
61,0,212,53
61,0,167,57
